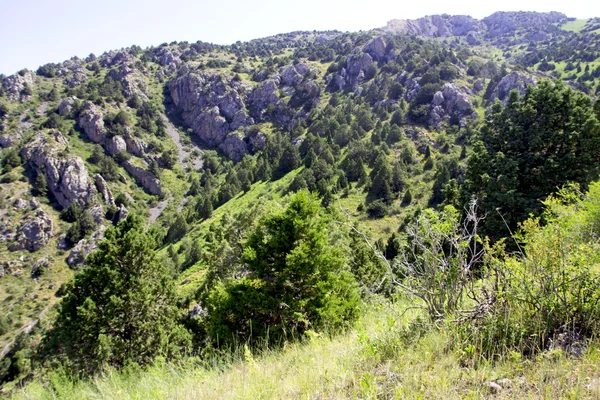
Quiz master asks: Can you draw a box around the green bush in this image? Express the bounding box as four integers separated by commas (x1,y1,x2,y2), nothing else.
204,190,360,346
459,182,600,356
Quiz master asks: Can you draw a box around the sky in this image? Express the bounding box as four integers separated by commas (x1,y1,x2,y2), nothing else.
1,0,599,75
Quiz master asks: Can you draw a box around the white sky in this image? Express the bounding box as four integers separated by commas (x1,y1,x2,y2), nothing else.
1,0,599,75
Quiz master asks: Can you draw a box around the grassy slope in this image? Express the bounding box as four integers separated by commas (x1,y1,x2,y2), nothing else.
12,298,600,399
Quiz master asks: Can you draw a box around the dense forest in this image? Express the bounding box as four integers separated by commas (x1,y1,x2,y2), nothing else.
1,10,600,398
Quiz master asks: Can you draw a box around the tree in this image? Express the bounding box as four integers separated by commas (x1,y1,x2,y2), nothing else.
465,81,600,240
205,191,360,345
40,215,190,374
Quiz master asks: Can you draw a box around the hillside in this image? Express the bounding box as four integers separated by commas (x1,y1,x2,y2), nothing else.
1,10,600,397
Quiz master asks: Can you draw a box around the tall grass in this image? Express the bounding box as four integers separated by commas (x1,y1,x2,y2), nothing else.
12,297,600,399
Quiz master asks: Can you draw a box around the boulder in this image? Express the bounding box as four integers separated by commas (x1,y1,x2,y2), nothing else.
363,37,387,61
115,204,129,223
105,135,127,155
11,210,54,252
124,135,147,157
58,97,77,117
95,174,115,206
78,101,105,143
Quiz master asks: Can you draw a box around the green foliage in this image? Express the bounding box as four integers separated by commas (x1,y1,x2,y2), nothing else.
459,182,600,356
465,81,600,240
33,173,48,197
65,209,97,245
204,191,360,346
40,215,191,374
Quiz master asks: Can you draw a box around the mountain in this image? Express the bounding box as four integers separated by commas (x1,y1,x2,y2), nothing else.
1,10,600,396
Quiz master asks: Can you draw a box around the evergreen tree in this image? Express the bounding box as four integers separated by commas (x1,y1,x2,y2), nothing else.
205,191,360,345
465,81,600,240
40,215,190,374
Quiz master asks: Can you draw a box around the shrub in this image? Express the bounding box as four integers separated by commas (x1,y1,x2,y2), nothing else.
204,191,360,346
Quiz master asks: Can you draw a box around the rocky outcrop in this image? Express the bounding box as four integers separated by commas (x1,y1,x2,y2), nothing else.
105,135,127,155
489,72,536,102
363,37,387,61
67,225,106,268
108,63,148,98
483,11,567,38
386,15,483,37
63,61,88,87
334,51,374,90
2,71,35,102
168,70,256,160
99,50,135,68
124,134,147,157
78,101,105,143
10,210,54,252
21,131,97,208
95,174,115,206
429,83,475,127
58,97,77,117
115,204,129,223
123,160,162,195
280,63,314,86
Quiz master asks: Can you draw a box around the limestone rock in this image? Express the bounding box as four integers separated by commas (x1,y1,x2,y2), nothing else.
124,135,147,157
58,97,77,117
105,135,127,155
489,72,536,102
168,71,255,157
2,71,35,102
483,11,566,38
115,204,129,223
386,15,483,37
21,131,97,209
95,174,115,206
363,37,387,61
123,160,162,196
78,101,106,143
11,210,54,252
67,225,106,268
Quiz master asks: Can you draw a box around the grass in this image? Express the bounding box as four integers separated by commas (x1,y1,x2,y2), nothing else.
11,297,600,399
562,19,590,33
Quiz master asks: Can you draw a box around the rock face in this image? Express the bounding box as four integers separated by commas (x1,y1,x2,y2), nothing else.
10,210,54,252
108,63,149,98
123,160,162,195
386,15,483,37
2,71,35,102
78,101,106,143
67,225,106,268
483,11,567,38
363,37,387,61
386,12,566,40
20,131,97,209
168,70,256,161
489,72,536,102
